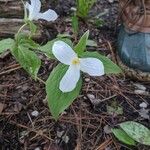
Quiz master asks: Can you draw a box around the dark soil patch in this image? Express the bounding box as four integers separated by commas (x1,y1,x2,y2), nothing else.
0,0,150,150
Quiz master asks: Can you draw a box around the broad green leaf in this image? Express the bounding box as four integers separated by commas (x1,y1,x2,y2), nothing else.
112,128,136,146
15,32,28,41
0,38,15,54
12,46,41,79
46,64,82,120
38,38,73,59
74,30,89,55
72,15,79,35
120,121,150,146
80,51,122,74
38,40,55,58
18,36,39,49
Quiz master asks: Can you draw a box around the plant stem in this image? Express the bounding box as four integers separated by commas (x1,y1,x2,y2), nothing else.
16,23,27,37
21,0,25,5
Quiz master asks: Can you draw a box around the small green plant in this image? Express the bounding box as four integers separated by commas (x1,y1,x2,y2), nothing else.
112,121,150,146
0,0,122,120
71,14,79,41
43,30,122,119
0,0,58,80
76,0,96,18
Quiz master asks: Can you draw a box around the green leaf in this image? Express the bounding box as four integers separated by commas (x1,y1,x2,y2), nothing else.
120,121,150,146
28,21,37,34
86,39,97,47
107,104,123,116
93,18,104,28
112,128,136,146
46,64,82,120
38,38,73,59
76,0,96,18
18,36,39,49
80,51,122,74
72,15,79,35
74,30,89,55
0,38,15,54
57,33,72,38
12,46,41,79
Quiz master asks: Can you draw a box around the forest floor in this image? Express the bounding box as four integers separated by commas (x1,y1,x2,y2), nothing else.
0,0,150,150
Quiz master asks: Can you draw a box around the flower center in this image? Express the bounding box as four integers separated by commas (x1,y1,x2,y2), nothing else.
72,58,80,65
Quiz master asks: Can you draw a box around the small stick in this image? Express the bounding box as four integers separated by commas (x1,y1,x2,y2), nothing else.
0,66,22,76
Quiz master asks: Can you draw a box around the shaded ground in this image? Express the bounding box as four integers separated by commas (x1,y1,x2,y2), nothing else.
0,0,150,150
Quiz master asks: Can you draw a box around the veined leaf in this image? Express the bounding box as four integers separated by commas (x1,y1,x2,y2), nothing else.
18,35,39,49
46,64,82,120
112,128,136,146
0,38,15,54
120,121,150,146
12,46,41,79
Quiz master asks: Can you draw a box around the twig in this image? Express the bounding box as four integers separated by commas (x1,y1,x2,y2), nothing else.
0,66,22,76
0,65,45,85
36,76,46,85
95,138,113,150
9,120,53,141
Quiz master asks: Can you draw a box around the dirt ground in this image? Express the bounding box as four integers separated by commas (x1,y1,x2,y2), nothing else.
0,0,150,150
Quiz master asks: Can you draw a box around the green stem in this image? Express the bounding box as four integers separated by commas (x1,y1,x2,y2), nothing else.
16,23,27,38
21,0,25,5
21,0,28,22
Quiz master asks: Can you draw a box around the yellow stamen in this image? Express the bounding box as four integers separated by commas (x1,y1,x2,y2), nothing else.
72,58,80,65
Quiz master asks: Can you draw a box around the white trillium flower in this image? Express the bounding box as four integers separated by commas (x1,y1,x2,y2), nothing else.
25,0,58,21
52,41,105,93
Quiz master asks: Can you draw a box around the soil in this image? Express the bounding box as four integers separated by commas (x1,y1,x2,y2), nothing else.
0,0,150,150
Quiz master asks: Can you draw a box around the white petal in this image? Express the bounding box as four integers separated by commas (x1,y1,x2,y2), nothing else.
28,0,41,20
80,58,104,76
37,9,58,21
30,0,41,12
60,65,80,93
25,2,31,10
52,41,77,65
